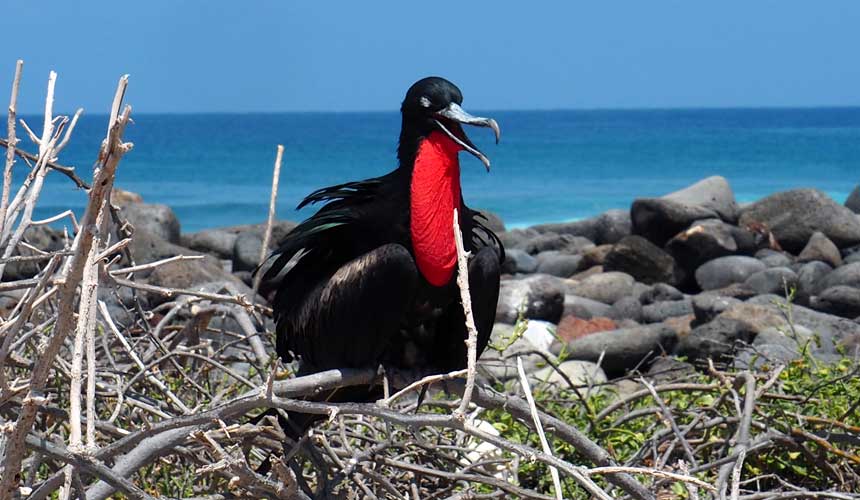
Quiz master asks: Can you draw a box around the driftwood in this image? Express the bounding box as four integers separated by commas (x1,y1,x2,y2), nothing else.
0,61,857,500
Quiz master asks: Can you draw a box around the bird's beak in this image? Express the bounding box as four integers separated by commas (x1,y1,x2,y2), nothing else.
433,103,500,171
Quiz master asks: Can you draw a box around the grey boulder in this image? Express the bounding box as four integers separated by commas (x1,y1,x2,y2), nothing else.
496,274,565,324
603,235,682,285
695,256,767,291
557,324,678,376
535,252,584,277
846,185,860,214
743,267,798,295
797,231,843,268
502,248,538,274
567,271,636,305
121,203,181,244
563,294,613,319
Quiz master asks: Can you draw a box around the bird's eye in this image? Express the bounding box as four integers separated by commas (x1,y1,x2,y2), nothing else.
419,96,432,108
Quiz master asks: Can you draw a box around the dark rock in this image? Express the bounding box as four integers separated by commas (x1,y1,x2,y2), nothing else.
755,249,793,268
676,317,757,361
738,189,860,253
846,252,860,265
604,235,682,285
810,286,860,317
692,294,742,324
502,249,538,274
530,209,632,245
639,283,684,305
4,226,66,280
581,244,614,268
703,283,758,300
563,294,613,319
535,252,584,277
743,267,798,295
121,203,181,244
130,230,205,265
567,271,636,304
233,270,254,286
233,232,265,272
641,299,694,323
609,296,643,322
666,219,749,270
181,229,238,259
797,231,842,267
846,185,860,214
499,228,541,250
695,256,767,291
646,357,696,383
514,232,594,256
736,326,815,369
556,316,617,342
817,262,860,291
795,261,833,299
631,176,739,246
145,259,250,305
496,274,565,324
557,324,678,377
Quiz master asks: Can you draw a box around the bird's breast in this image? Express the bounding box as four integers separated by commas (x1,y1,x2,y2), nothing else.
410,132,462,287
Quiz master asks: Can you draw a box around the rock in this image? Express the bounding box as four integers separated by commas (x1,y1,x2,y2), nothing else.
535,252,584,277
631,176,739,246
676,317,758,361
563,294,613,319
521,320,556,352
499,228,539,250
743,267,798,295
604,235,682,285
531,209,631,245
795,261,833,299
581,244,614,268
475,209,505,233
846,185,860,214
663,314,695,338
817,262,860,291
121,203,181,244
736,325,816,368
639,283,684,305
130,230,205,265
480,324,554,381
810,286,860,317
704,283,758,300
567,271,636,305
755,249,793,268
533,360,608,387
111,187,144,205
145,259,250,305
646,357,696,383
556,316,617,342
641,300,694,323
232,232,264,272
570,265,604,281
692,294,742,324
502,249,538,274
666,219,751,271
738,189,860,253
695,256,767,291
557,324,679,376
609,296,643,322
496,274,565,324
514,232,594,256
798,231,843,268
3,226,66,280
846,253,860,265
181,229,238,259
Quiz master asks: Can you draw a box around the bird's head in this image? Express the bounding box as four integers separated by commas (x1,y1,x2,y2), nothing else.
398,77,500,171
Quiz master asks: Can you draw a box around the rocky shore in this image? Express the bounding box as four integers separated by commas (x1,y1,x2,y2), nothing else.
11,177,860,391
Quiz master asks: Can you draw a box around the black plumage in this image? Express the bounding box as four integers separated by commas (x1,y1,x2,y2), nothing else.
261,77,503,377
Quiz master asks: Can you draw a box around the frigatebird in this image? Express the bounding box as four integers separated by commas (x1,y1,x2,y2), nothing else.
261,77,503,378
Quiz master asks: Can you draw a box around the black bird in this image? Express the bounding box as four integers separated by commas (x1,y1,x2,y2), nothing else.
261,76,503,379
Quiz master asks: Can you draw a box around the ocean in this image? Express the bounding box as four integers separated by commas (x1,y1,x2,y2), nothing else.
31,108,860,233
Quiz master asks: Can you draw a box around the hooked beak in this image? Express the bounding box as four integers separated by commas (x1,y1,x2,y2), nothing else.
433,103,500,171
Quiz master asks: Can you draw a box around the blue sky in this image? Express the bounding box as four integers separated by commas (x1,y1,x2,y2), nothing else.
3,1,859,113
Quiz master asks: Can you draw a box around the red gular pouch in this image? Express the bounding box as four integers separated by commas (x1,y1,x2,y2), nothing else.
410,130,464,287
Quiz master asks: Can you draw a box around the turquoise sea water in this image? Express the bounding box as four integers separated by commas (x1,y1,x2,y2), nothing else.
32,108,860,232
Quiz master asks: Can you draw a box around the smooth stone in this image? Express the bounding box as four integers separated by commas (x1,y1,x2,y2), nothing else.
3,226,66,280
609,296,643,322
499,228,540,250
646,357,696,383
557,324,679,377
692,294,742,324
535,252,584,277
743,267,798,295
641,299,694,323
502,248,538,274
567,271,636,305
580,244,614,268
496,274,565,324
695,256,767,291
521,320,557,352
738,188,860,253
556,316,617,342
563,294,613,319
798,231,843,268
795,261,833,298
533,360,608,387
675,316,758,361
846,185,860,214
232,232,264,272
631,176,739,246
514,232,594,256
665,219,750,270
816,262,860,291
145,260,251,306
755,249,793,268
181,229,238,260
120,202,181,244
531,209,632,245
603,235,682,285
846,253,860,265
130,230,205,266
810,286,860,318
639,283,684,305
480,324,553,381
